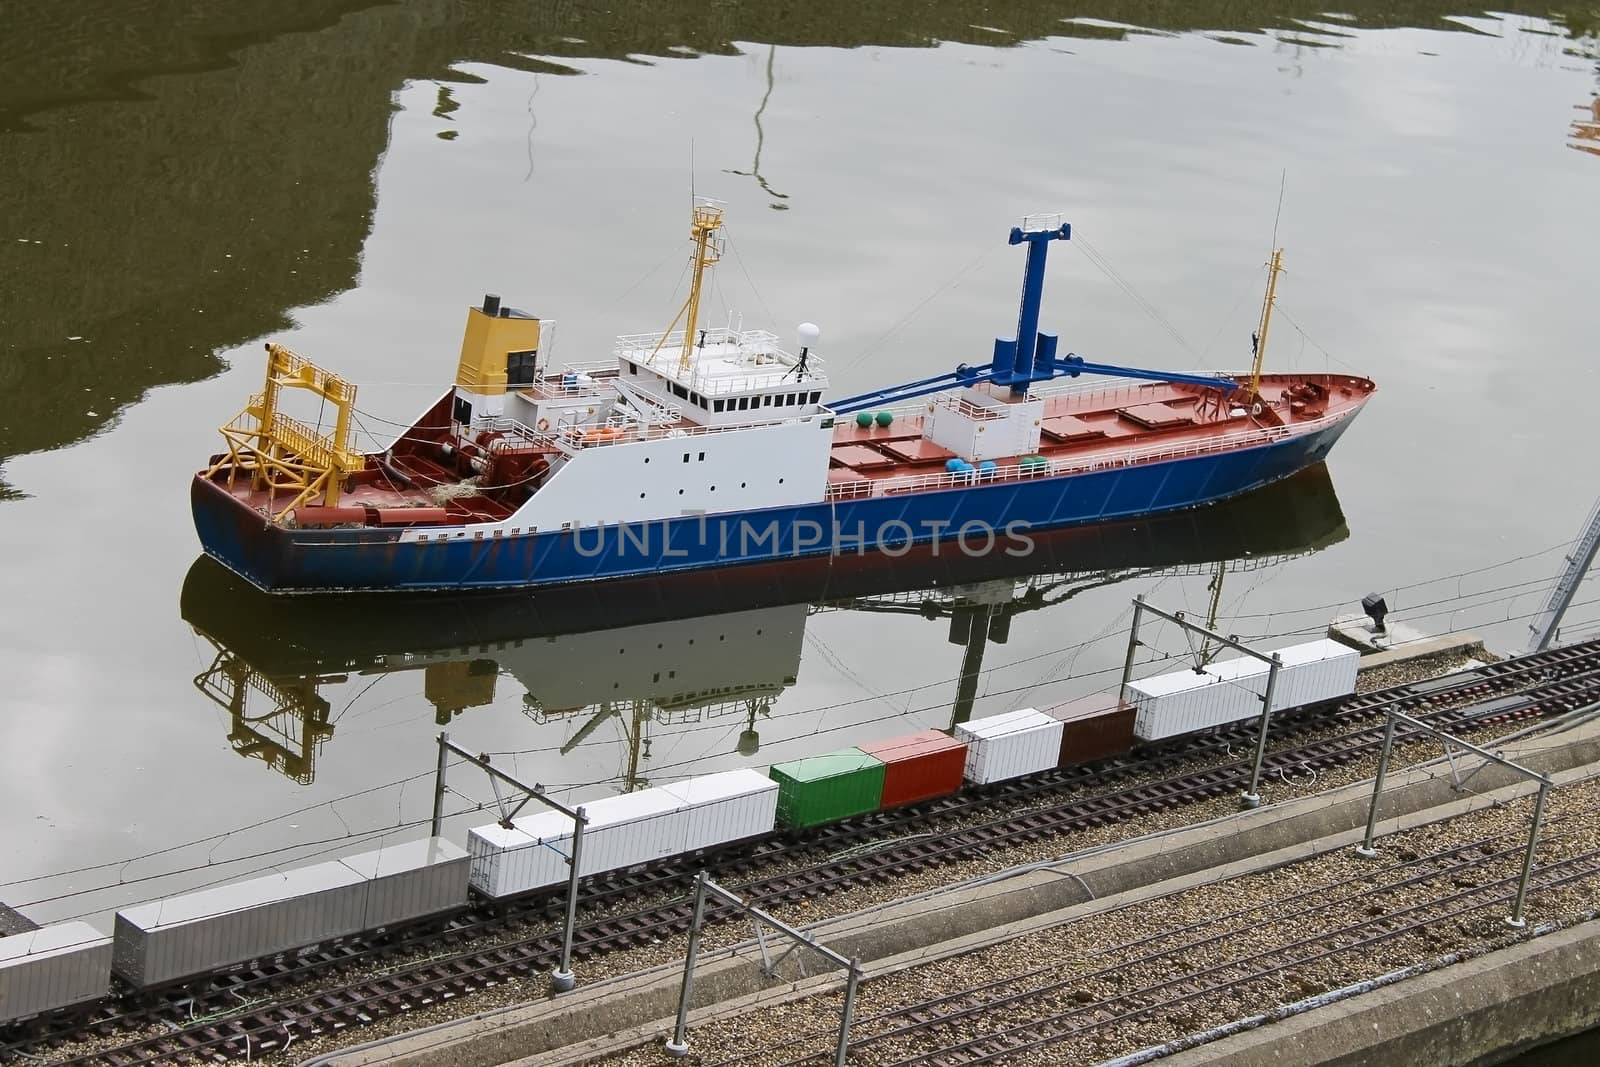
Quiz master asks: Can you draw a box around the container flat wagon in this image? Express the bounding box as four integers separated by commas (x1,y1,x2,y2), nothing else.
856,730,968,808
1044,694,1137,764
1131,637,1360,741
1202,638,1359,712
0,921,113,1026
470,768,780,899
768,749,887,828
113,837,467,987
956,708,1065,784
659,768,780,853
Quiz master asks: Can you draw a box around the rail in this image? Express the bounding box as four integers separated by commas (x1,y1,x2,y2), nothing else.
267,411,342,472
1027,376,1227,411
824,412,1336,501
932,393,1006,420
613,328,828,396
490,409,829,452
21,639,1600,1066
520,377,612,401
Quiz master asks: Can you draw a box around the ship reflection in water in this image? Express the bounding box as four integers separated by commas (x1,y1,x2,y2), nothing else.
1574,94,1600,156
179,465,1349,786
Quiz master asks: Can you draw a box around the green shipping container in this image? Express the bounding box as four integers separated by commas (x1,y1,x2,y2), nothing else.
767,749,887,828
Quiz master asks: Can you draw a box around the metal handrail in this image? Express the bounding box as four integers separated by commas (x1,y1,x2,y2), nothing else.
932,393,1007,420
490,410,827,451
613,328,828,397
825,411,1341,501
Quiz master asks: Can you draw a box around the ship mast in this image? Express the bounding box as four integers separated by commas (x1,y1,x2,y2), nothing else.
648,198,725,373
1248,248,1284,402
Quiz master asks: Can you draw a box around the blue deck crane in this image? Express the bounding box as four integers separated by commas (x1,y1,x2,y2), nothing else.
829,217,1238,415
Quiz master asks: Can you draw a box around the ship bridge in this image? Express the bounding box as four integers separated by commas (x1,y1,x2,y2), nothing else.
614,324,828,428
609,198,829,430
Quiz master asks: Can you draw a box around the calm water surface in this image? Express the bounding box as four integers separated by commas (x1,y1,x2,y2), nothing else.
1,6,1598,1054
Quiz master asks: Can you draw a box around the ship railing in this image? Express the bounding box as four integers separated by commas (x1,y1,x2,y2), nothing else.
558,358,617,375
490,417,562,450
846,400,929,422
614,327,783,358
521,376,612,401
823,413,1334,501
268,412,344,471
490,410,828,452
614,329,826,396
932,393,1006,421
1027,375,1236,405
692,368,831,397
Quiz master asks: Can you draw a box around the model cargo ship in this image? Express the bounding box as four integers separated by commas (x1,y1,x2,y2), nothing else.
191,204,1373,593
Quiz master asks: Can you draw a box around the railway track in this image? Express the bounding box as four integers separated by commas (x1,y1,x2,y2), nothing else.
10,637,1600,1065
747,829,1600,1067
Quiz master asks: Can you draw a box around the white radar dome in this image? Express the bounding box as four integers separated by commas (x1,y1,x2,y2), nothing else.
797,322,821,348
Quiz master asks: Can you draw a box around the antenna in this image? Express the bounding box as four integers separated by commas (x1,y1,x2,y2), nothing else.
1269,169,1286,253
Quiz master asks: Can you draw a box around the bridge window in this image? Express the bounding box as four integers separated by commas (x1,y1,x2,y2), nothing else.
506,350,537,388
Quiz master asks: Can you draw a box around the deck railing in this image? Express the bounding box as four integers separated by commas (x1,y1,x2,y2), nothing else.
490,409,828,452
613,328,828,396
824,411,1340,501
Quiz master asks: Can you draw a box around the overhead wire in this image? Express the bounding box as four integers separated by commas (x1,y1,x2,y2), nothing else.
0,770,440,890
13,539,1590,916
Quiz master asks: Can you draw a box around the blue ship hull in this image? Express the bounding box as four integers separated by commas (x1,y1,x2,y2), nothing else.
192,415,1356,594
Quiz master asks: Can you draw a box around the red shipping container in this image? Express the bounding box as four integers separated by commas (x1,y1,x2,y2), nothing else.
1044,694,1137,766
856,730,968,808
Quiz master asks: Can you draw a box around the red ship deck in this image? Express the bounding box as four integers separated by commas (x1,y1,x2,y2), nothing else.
826,373,1373,495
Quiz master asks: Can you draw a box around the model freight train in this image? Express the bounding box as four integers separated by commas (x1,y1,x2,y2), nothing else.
0,638,1357,1028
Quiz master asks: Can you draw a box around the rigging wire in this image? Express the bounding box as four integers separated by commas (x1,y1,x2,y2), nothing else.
832,241,1000,376
720,225,778,331
1071,233,1196,358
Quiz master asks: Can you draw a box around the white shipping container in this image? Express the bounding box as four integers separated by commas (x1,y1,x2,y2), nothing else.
337,836,469,930
563,788,689,873
1131,639,1361,741
1203,639,1359,712
955,708,1064,784
467,785,692,899
660,768,780,852
0,920,112,1023
468,822,569,899
1128,666,1248,740
113,861,369,987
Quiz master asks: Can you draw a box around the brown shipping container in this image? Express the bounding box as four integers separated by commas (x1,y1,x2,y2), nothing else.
1044,694,1136,766
856,730,968,808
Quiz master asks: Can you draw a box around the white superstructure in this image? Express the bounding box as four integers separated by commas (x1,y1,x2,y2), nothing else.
411,199,834,544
